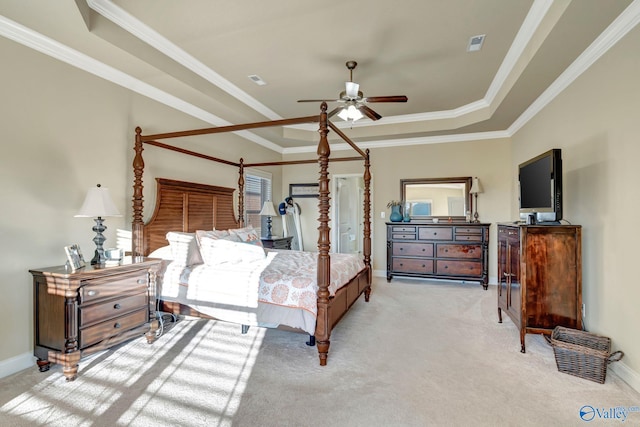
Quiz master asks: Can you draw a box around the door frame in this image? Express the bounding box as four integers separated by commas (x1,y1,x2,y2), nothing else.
331,173,372,255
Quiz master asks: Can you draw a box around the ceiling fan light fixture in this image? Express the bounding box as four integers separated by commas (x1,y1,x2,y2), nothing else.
338,104,364,122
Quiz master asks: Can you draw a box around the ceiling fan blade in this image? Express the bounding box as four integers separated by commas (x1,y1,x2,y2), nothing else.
363,95,408,103
359,105,382,121
298,99,342,103
327,107,342,118
345,82,360,98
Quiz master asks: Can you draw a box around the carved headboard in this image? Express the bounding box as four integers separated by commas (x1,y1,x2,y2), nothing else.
142,178,240,255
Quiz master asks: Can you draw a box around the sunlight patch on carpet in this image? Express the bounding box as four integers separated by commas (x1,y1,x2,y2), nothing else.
0,319,266,427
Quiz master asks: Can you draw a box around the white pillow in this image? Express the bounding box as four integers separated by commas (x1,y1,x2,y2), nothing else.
195,229,240,246
198,236,266,266
229,225,263,247
148,245,173,260
165,232,203,267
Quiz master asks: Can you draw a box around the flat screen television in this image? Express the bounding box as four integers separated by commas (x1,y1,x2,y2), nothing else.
518,148,562,223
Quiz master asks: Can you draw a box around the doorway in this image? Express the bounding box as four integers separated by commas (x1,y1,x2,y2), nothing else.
332,175,365,254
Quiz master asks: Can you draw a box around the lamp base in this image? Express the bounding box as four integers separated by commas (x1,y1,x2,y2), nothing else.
90,217,107,265
266,216,273,239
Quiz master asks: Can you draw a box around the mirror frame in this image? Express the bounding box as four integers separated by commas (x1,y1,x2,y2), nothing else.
400,176,472,221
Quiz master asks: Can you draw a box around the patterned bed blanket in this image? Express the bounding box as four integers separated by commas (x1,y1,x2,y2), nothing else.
258,249,365,316
160,250,365,319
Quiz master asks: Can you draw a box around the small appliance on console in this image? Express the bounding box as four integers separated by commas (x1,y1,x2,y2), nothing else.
518,148,563,224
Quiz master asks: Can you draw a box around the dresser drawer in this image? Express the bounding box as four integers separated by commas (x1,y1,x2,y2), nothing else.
436,260,482,276
455,234,483,242
455,227,482,234
418,227,453,240
392,233,416,240
392,242,433,257
391,226,416,233
80,271,149,304
392,258,434,274
437,244,482,259
79,292,148,327
79,308,147,348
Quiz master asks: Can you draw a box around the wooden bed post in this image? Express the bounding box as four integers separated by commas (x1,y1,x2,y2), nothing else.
363,149,372,299
238,158,245,227
316,102,331,366
132,127,145,257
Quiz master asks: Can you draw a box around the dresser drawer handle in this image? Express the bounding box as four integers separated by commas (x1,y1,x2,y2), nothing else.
422,248,425,251
114,303,121,310
87,290,97,297
114,322,121,329
400,248,404,251
137,279,146,284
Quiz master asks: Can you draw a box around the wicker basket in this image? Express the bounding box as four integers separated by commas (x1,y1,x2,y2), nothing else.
546,326,624,384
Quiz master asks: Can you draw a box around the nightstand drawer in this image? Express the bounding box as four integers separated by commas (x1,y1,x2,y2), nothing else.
79,308,147,348
79,292,148,327
80,271,148,303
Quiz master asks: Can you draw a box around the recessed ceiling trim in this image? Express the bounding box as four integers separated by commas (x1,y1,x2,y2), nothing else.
87,0,282,121
484,0,554,104
509,0,640,135
0,14,283,153
282,130,512,154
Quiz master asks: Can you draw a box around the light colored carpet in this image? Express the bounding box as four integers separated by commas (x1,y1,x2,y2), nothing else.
1,278,638,426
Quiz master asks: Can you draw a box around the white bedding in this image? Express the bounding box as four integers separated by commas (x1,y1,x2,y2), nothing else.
155,247,365,335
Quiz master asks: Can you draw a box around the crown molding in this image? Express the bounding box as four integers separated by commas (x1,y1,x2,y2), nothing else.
87,0,282,121
509,0,640,135
3,0,639,154
282,130,511,155
0,14,284,153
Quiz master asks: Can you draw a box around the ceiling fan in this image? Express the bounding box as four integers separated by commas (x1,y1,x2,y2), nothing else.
298,60,408,122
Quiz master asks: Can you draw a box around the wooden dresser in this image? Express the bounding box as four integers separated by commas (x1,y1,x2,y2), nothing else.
30,257,161,381
386,222,490,288
497,223,582,353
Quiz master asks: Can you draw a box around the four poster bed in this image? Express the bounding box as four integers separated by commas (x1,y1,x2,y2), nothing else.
131,103,372,365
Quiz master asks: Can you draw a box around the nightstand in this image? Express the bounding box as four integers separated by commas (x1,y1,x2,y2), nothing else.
261,236,293,250
29,257,161,381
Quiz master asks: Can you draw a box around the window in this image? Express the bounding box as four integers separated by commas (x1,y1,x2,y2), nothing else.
245,169,272,237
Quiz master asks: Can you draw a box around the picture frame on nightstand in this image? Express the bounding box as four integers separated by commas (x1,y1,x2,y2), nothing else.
64,244,85,271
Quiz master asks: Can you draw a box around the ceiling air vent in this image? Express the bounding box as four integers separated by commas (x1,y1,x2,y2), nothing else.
467,34,485,52
248,74,267,86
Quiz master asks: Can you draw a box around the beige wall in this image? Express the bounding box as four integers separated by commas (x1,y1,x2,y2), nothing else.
511,24,640,380
0,37,281,371
2,12,638,391
284,138,512,282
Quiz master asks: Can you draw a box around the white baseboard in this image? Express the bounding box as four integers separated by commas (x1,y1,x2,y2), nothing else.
610,360,640,394
0,352,35,380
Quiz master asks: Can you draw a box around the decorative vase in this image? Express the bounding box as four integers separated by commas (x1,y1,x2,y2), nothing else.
389,205,403,222
403,213,411,222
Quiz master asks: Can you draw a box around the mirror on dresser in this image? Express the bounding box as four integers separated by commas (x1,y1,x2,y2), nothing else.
400,177,472,221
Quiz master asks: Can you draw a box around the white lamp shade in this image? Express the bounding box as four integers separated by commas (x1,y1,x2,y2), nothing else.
338,104,364,122
470,177,483,194
75,184,122,218
259,201,277,216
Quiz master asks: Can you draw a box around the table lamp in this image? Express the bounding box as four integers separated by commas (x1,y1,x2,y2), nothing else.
470,177,483,223
75,184,122,265
259,201,277,238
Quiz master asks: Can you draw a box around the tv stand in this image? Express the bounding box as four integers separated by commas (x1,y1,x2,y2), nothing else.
497,223,582,352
